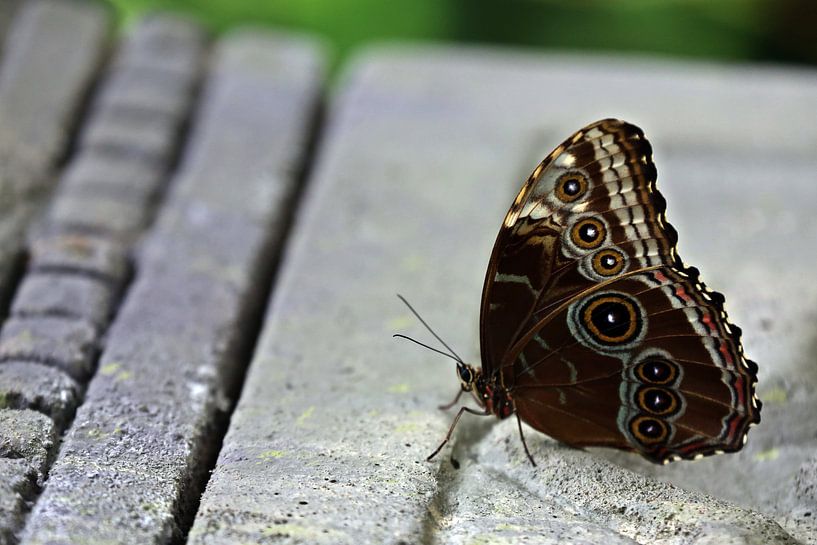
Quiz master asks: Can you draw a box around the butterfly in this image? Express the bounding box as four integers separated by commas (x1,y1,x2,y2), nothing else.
401,119,761,466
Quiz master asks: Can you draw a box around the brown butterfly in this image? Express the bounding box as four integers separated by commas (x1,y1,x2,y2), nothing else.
401,119,761,465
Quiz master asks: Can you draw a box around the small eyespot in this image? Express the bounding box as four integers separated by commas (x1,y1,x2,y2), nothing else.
630,416,669,445
635,359,678,385
571,218,606,250
592,249,625,276
555,172,588,203
636,386,680,416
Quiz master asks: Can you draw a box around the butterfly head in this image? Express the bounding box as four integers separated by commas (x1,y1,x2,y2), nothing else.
456,362,478,391
465,367,514,419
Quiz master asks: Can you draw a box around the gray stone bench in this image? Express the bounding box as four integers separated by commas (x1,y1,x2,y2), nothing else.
0,1,815,544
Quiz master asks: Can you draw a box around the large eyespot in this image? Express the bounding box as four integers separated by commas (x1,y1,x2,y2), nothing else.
592,248,625,277
629,416,669,445
555,171,588,203
635,358,678,385
568,291,646,352
581,294,642,346
571,217,606,250
636,386,680,416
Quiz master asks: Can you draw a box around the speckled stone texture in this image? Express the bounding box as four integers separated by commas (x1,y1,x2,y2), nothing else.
18,30,325,545
189,47,815,544
0,0,109,303
0,9,205,545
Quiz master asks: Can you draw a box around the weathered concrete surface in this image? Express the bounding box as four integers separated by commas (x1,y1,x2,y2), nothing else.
0,12,206,545
0,0,109,301
0,409,55,545
0,459,34,545
0,1,22,59
0,317,98,381
0,410,55,483
190,47,815,543
0,362,81,428
20,30,325,544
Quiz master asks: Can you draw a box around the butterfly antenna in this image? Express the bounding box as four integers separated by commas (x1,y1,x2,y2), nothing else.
396,294,464,363
393,334,462,363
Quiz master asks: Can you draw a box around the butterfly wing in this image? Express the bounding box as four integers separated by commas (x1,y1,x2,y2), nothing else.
509,267,760,462
480,119,676,375
480,119,760,462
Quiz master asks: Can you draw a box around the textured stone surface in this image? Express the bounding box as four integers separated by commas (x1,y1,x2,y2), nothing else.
48,194,150,239
0,10,207,545
93,68,196,120
79,109,178,166
0,0,109,302
0,317,98,381
0,361,81,428
0,410,53,545
20,30,325,545
0,1,23,55
190,48,814,543
0,0,109,195
28,234,129,282
11,273,116,328
58,149,163,202
37,13,204,245
112,13,205,79
0,458,36,545
0,409,55,483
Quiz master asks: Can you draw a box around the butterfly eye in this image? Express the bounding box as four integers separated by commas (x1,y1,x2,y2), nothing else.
635,358,678,385
636,386,680,416
630,416,669,445
571,218,606,249
592,249,625,276
458,365,473,384
555,172,588,203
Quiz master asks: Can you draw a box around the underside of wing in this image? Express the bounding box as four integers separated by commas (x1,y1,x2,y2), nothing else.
509,267,761,463
479,119,760,463
480,119,676,374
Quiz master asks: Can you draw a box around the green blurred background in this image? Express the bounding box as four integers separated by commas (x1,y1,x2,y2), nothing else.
109,0,816,71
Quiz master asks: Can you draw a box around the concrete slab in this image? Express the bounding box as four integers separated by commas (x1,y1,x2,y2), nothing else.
0,1,23,57
93,67,196,119
20,29,325,545
190,47,815,543
0,317,98,381
28,234,129,283
0,458,35,545
0,361,81,428
57,149,164,203
48,194,151,240
0,0,109,301
79,110,180,167
11,273,117,328
112,13,205,79
0,409,55,483
0,11,206,543
0,0,110,196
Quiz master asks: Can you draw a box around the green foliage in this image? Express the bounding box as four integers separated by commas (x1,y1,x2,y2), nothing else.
105,0,816,68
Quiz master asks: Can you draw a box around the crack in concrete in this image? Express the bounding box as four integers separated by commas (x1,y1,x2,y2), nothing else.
174,87,327,545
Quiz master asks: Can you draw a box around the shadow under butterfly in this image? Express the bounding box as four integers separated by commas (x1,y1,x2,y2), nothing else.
397,119,761,466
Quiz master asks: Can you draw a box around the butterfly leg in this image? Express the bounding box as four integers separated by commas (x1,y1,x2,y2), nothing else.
426,406,490,462
516,413,537,467
437,388,465,411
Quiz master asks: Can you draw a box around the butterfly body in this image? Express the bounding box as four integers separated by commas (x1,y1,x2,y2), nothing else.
431,119,760,465
456,365,514,420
